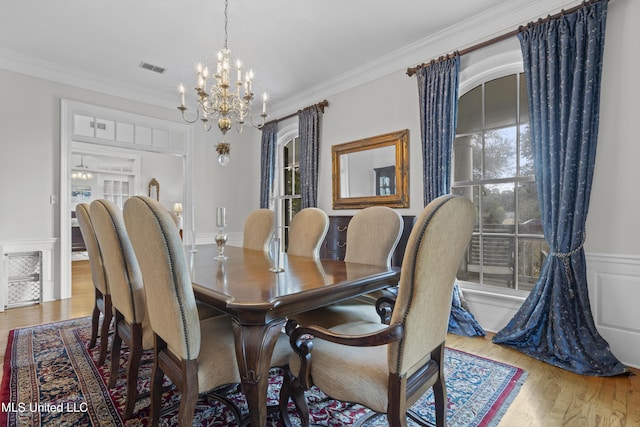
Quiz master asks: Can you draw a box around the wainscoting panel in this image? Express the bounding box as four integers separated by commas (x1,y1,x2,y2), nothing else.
458,253,640,369
587,253,640,369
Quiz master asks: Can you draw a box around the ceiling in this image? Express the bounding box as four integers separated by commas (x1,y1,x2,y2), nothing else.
0,0,560,116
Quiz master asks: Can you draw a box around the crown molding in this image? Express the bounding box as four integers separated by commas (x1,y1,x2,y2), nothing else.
0,48,176,109
270,0,583,116
0,0,582,116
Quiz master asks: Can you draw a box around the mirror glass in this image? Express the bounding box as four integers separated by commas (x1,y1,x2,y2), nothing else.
332,130,409,209
339,146,396,197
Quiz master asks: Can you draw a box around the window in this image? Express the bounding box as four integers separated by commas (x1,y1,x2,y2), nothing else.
276,135,301,249
453,73,548,292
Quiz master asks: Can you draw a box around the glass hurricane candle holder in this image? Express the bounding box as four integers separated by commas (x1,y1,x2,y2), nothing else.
215,227,228,261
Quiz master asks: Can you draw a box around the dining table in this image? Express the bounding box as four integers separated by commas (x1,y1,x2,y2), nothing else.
188,244,400,427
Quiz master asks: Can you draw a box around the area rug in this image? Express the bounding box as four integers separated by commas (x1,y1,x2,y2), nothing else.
1,317,526,426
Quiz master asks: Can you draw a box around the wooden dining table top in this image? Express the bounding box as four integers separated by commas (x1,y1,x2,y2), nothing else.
188,244,401,324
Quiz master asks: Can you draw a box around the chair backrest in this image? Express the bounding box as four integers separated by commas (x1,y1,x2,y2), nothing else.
344,206,403,267
243,208,275,251
75,203,109,295
388,195,474,375
287,208,329,258
90,199,147,325
123,196,201,361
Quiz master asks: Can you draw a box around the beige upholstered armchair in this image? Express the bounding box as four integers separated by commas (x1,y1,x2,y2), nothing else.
243,208,275,251
281,195,475,427
90,199,154,419
75,203,112,366
123,196,243,426
286,208,329,258
290,206,404,328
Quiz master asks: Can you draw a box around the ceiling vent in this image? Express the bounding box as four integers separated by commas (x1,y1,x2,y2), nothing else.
139,61,166,74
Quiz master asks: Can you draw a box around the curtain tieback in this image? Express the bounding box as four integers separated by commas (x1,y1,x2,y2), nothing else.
549,237,586,290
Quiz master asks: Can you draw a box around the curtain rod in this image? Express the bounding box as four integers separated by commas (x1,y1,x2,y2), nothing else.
406,0,604,77
265,99,329,126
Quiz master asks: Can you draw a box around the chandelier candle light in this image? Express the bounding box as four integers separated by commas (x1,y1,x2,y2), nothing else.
177,0,268,166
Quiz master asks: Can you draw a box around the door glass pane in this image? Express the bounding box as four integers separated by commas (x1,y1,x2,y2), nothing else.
518,237,549,291
519,124,533,176
519,73,530,123
457,86,482,134
482,183,515,232
484,127,517,179
517,182,542,234
485,75,517,129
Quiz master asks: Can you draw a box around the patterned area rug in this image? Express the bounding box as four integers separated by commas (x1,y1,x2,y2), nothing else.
1,317,526,426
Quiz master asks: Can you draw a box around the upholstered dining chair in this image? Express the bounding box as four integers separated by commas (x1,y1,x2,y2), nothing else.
286,208,329,258
90,199,154,419
281,195,475,427
75,203,112,366
123,196,291,427
290,206,403,328
243,208,275,251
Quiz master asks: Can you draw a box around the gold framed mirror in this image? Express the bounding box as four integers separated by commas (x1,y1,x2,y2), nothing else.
332,129,409,209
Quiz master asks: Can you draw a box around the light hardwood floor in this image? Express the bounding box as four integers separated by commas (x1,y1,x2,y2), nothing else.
1,260,639,426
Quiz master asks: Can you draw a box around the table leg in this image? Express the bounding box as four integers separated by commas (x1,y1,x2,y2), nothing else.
231,318,286,427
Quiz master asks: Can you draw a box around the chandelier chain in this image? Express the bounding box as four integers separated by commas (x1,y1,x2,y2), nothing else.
224,0,229,50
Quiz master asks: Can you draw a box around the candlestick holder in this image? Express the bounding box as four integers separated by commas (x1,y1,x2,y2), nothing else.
269,237,284,273
189,229,198,253
215,227,228,261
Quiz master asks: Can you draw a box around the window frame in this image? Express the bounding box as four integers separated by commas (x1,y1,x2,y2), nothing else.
275,124,301,249
454,39,546,297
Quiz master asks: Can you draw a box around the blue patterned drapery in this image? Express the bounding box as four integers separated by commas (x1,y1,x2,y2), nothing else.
417,55,485,337
259,121,278,209
298,105,322,208
493,0,626,376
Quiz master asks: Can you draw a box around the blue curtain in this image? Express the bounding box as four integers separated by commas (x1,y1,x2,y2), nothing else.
493,0,626,376
298,105,322,208
259,121,278,209
417,55,485,337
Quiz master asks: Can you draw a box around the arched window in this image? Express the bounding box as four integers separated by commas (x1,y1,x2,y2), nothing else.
275,125,301,249
453,59,548,292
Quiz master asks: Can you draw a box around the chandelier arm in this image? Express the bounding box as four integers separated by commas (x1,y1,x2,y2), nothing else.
178,106,201,124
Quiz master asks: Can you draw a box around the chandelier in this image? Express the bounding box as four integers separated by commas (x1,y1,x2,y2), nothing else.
177,0,268,166
71,156,93,180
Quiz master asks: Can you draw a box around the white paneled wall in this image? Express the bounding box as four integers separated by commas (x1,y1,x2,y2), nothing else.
460,253,640,369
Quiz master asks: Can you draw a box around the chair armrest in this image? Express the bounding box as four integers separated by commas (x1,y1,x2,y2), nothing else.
375,289,398,324
286,320,403,389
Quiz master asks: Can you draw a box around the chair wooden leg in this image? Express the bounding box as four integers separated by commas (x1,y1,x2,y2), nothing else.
279,368,293,427
290,376,311,427
431,345,447,427
108,312,124,389
98,297,113,366
88,303,100,349
123,322,143,418
150,337,166,427
178,360,199,427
